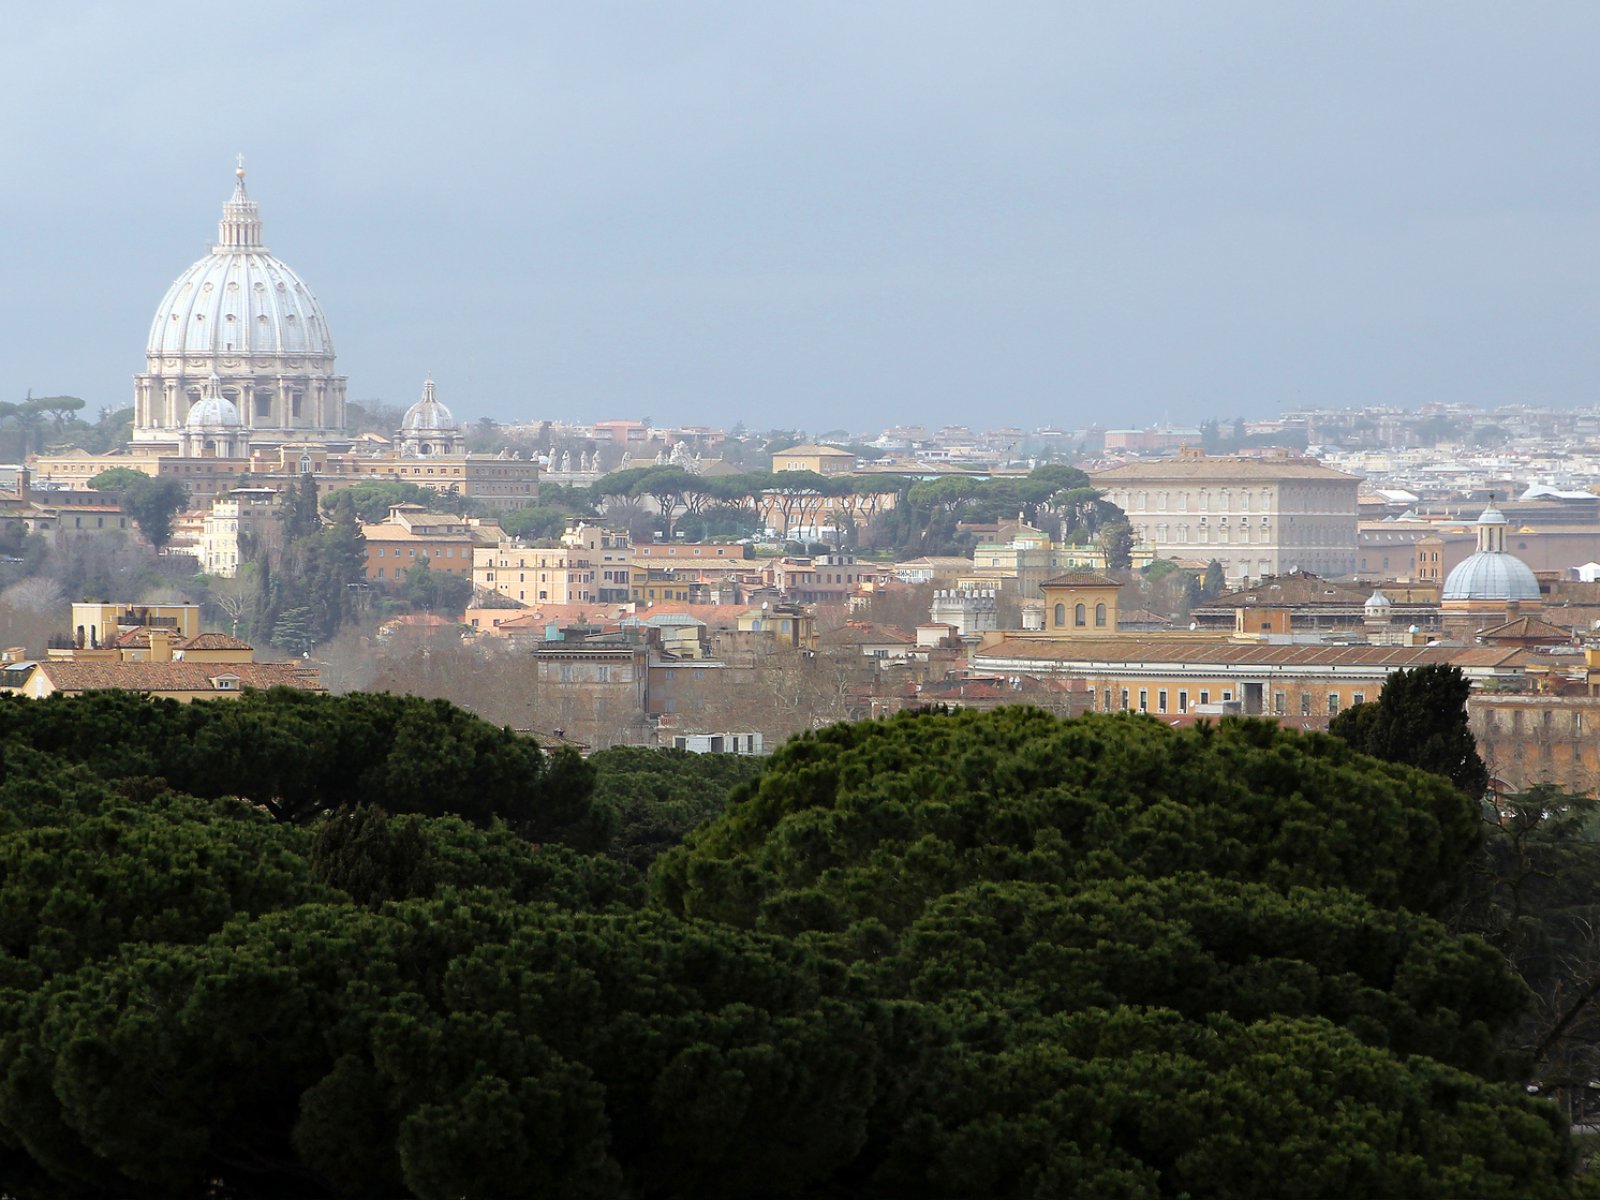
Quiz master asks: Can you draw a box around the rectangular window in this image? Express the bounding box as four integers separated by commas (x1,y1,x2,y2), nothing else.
1158,690,1168,713
1328,694,1340,715
1352,693,1366,706
1178,690,1188,712
1120,689,1129,712
1273,691,1286,715
1221,691,1232,702
1199,690,1210,705
1104,688,1112,712
1138,689,1148,713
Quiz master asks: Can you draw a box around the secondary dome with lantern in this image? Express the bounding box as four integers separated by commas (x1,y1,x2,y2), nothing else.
184,374,243,428
1441,504,1541,603
396,378,465,457
178,374,250,459
402,378,457,431
134,162,348,449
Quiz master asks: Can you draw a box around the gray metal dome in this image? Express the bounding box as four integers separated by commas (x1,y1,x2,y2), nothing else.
1442,551,1540,602
1442,502,1540,602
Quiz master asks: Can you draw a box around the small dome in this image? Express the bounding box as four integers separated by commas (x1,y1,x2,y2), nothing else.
1364,589,1391,609
1442,552,1540,602
402,377,456,431
185,375,243,428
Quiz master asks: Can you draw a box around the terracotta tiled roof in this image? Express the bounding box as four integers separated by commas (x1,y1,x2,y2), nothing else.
1091,456,1358,483
1117,608,1173,626
772,443,857,457
1206,575,1370,608
644,602,763,629
381,613,458,629
28,661,322,694
1477,616,1574,642
1042,572,1124,589
468,602,635,630
974,636,1526,672
821,622,915,646
180,632,254,650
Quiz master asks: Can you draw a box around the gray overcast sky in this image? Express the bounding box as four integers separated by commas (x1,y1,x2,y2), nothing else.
3,2,1597,432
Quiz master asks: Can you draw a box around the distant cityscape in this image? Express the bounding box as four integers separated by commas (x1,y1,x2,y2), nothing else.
3,170,1600,807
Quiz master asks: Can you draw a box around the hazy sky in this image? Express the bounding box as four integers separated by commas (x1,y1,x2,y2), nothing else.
3,3,1597,433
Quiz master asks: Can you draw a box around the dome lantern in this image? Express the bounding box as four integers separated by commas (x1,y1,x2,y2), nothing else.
216,159,265,250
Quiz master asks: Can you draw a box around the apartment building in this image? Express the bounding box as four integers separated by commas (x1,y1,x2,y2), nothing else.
474,521,633,606
198,487,281,577
361,504,476,582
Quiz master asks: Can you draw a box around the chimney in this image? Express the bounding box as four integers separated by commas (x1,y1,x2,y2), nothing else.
148,629,173,662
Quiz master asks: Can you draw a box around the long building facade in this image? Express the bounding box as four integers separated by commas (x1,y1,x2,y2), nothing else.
1091,448,1360,582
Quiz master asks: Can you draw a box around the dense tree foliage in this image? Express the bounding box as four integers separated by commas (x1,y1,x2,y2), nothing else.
0,697,1592,1197
588,745,766,872
321,479,481,524
88,467,190,551
1329,663,1490,798
248,480,369,651
0,689,606,848
1330,672,1600,1112
656,708,1590,1196
0,394,129,458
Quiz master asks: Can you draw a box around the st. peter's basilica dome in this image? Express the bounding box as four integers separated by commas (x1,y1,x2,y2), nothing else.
133,163,347,450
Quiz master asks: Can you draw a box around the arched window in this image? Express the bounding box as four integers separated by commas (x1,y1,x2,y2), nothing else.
1054,603,1065,626
1095,602,1107,627
1074,603,1087,627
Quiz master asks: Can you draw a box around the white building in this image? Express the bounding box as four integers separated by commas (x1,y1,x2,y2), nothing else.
198,487,280,577
1092,448,1360,582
